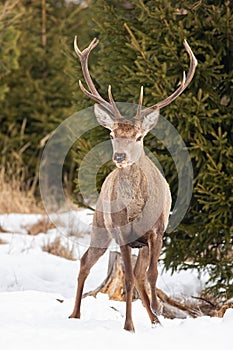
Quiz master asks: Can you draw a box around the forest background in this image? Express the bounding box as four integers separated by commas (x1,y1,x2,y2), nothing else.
0,0,232,299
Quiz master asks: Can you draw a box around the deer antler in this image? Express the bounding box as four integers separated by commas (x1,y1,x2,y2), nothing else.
135,86,144,119
139,39,197,118
74,36,122,119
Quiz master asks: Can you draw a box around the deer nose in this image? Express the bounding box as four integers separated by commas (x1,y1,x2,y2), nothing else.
114,152,126,163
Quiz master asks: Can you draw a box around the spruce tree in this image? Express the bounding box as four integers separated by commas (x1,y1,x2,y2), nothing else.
0,0,82,192
0,0,20,100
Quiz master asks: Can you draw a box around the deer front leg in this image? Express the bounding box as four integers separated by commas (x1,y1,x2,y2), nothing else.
69,246,107,319
120,244,135,332
147,233,163,317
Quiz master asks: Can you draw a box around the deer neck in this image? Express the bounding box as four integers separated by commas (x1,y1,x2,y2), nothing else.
115,151,148,215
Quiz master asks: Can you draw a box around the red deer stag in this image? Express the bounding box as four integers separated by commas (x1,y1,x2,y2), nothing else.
69,37,197,332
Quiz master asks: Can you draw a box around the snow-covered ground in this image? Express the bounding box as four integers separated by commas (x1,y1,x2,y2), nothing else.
0,211,232,350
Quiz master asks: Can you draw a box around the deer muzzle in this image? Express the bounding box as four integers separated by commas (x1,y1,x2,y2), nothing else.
113,152,126,163
113,152,128,167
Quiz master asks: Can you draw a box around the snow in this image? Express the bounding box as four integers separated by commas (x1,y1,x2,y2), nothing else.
0,211,232,350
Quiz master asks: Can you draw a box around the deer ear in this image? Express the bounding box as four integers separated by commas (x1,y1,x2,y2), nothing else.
94,104,115,130
141,109,160,135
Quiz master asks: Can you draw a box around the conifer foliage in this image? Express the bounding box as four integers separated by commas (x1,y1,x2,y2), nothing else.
0,0,80,191
0,0,232,298
0,0,20,100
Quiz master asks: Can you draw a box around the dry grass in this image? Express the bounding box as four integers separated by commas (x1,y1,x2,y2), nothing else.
42,236,76,261
0,165,43,214
26,217,55,235
0,224,8,233
0,237,6,244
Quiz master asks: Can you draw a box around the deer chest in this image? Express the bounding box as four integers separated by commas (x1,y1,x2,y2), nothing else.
115,170,147,221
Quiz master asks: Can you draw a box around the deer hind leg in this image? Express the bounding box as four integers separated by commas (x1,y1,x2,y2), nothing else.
120,244,135,332
134,246,160,325
147,232,163,317
69,246,107,319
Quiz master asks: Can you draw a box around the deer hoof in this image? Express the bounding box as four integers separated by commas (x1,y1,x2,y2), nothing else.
124,321,135,333
151,300,163,316
152,319,162,328
69,312,80,319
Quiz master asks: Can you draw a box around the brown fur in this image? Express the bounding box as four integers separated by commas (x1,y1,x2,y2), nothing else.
70,122,172,332
113,122,140,138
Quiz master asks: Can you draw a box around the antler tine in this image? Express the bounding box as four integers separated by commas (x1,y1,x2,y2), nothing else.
74,36,100,95
74,36,122,118
140,39,197,117
182,39,198,88
135,86,144,120
108,85,123,119
74,36,99,59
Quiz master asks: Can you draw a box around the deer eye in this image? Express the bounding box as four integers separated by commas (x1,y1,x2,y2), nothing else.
136,135,142,142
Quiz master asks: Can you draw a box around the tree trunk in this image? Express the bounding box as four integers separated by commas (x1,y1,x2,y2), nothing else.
41,0,46,47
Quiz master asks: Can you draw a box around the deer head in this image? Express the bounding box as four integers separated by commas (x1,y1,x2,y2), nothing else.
74,37,197,168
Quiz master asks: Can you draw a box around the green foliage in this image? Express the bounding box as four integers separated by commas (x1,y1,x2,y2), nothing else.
73,0,233,299
0,0,21,100
0,0,232,299
0,0,82,191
